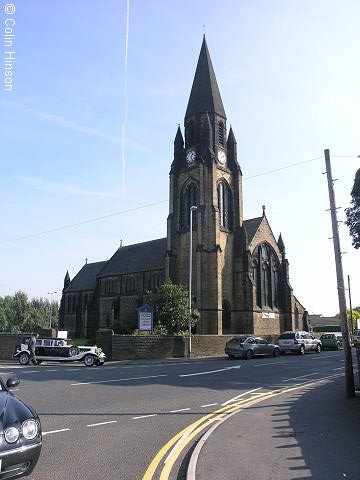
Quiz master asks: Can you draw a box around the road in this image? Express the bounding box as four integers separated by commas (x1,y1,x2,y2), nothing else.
0,350,352,479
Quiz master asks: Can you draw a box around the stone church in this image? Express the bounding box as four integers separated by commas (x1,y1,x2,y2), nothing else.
59,37,307,339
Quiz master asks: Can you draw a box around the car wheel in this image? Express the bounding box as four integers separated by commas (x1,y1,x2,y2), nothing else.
228,354,235,360
299,345,305,355
19,352,30,365
245,349,254,360
84,354,95,367
315,344,321,353
273,348,280,357
68,346,80,357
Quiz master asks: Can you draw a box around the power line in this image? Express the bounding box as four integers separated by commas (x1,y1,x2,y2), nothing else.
1,153,355,245
244,155,324,180
0,200,167,244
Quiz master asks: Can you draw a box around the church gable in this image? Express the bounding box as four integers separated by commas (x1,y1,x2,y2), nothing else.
246,215,281,259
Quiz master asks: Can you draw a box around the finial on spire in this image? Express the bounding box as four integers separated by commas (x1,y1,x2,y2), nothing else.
262,205,266,216
85,257,88,264
203,24,206,36
120,239,123,248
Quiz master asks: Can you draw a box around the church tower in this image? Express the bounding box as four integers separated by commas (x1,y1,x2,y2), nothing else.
166,36,243,334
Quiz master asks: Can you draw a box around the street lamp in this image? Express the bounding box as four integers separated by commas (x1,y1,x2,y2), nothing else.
48,291,57,329
189,206,197,358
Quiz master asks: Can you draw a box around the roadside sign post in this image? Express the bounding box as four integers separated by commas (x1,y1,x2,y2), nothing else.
137,305,154,334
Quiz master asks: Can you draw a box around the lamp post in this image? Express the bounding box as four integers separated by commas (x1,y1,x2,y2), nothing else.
48,291,57,329
189,206,197,358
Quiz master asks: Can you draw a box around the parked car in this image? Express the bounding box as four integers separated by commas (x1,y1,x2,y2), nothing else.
225,336,281,359
13,337,106,367
277,331,322,355
0,376,42,478
353,329,360,346
320,333,343,350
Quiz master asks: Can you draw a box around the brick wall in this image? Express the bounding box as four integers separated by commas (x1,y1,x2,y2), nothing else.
95,332,285,361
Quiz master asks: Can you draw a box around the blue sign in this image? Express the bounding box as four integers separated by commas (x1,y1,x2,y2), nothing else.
137,305,154,333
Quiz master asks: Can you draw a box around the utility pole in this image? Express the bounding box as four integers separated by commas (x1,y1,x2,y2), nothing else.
348,275,354,336
324,149,355,398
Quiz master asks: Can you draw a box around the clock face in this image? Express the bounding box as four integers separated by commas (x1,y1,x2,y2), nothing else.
186,150,196,164
217,150,226,164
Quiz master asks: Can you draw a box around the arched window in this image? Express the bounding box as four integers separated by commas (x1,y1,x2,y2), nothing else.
273,267,280,308
180,181,199,230
217,181,232,230
72,294,76,314
252,243,280,309
222,300,231,331
294,306,299,330
149,273,161,290
262,264,272,307
218,121,225,147
125,276,136,294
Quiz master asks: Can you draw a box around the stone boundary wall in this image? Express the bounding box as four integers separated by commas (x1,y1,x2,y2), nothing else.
95,332,283,360
0,334,25,360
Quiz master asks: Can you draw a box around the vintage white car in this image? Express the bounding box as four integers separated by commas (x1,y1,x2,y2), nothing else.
13,337,106,367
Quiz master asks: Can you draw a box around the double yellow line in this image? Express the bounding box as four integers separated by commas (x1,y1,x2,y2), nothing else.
142,373,342,480
142,390,278,480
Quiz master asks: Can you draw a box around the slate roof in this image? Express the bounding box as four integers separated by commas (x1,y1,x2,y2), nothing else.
243,217,263,244
308,315,340,327
98,238,167,278
185,36,226,119
66,261,107,293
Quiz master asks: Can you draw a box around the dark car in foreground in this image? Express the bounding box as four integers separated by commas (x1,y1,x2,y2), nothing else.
0,377,42,478
320,333,343,350
13,337,106,367
225,336,280,359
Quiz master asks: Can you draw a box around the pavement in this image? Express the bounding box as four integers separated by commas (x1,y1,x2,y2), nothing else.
190,373,360,480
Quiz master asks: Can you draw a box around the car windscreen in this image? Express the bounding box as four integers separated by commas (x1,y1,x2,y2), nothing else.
229,337,249,343
279,333,295,339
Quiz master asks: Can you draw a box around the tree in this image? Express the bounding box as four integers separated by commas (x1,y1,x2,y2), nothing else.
336,309,360,332
0,291,59,333
152,282,198,334
345,168,360,249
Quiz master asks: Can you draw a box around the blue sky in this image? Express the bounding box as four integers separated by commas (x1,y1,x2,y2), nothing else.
1,0,359,316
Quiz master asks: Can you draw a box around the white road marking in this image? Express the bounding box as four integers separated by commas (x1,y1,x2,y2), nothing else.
133,414,157,420
333,367,344,371
71,374,167,386
45,369,59,372
21,370,39,374
282,372,319,382
86,420,117,427
200,403,218,408
179,366,240,377
254,362,283,367
222,387,263,406
170,408,190,413
43,428,70,436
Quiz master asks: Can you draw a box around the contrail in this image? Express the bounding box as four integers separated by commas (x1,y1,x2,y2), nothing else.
121,0,130,195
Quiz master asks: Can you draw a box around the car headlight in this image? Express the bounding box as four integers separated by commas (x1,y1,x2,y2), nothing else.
4,426,20,443
22,419,39,439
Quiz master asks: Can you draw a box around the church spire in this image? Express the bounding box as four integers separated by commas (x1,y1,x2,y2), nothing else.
185,36,226,119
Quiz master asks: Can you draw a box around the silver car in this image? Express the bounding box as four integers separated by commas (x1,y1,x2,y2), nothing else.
277,331,322,355
225,336,281,360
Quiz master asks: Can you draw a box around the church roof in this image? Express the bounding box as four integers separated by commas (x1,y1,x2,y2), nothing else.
185,36,226,119
243,217,263,244
98,238,167,278
66,261,107,293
